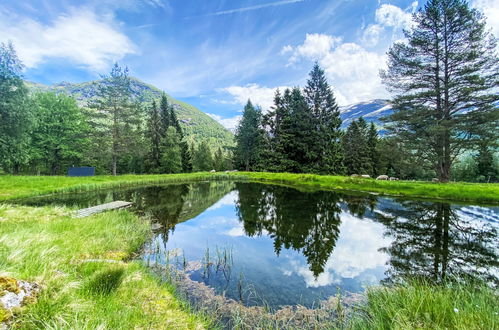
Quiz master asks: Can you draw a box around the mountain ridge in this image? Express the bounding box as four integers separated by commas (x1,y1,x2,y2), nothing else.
339,99,392,129
25,78,235,149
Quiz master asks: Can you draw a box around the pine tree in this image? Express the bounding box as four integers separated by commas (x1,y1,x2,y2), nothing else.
146,100,162,172
381,0,499,182
90,63,141,175
234,100,263,171
161,126,182,173
0,42,33,173
304,63,343,174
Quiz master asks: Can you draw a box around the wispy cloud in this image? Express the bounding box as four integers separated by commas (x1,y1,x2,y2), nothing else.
202,0,304,16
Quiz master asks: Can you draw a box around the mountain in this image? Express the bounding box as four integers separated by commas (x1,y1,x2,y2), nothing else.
340,99,392,129
25,78,234,149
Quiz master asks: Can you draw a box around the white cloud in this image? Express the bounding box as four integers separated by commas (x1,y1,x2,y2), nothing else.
202,0,304,16
207,113,242,131
222,83,290,112
285,34,388,105
288,33,342,64
0,7,136,71
472,0,499,36
361,24,384,47
284,213,392,288
375,3,414,29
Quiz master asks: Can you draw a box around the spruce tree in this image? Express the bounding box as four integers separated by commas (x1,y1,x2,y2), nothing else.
381,0,499,182
234,100,263,171
304,63,343,174
159,93,171,137
367,122,380,177
280,87,317,172
146,100,162,172
161,126,182,173
0,42,33,173
342,118,371,175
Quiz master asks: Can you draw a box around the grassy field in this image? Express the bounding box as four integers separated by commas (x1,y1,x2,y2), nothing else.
0,204,208,329
1,172,498,204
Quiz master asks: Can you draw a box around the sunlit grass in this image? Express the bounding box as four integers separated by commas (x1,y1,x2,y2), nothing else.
348,280,498,330
1,172,498,204
0,204,208,329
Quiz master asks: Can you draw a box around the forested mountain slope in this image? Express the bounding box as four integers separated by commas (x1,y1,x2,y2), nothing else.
25,78,234,148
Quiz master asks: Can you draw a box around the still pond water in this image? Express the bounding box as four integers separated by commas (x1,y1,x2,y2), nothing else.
20,181,499,309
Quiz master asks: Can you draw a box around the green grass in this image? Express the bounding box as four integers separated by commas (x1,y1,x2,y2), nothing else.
1,172,498,204
1,172,497,328
348,280,498,330
0,204,208,329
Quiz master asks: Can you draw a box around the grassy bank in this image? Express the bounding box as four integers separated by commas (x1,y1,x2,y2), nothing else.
348,280,498,330
236,172,499,205
0,204,208,329
1,172,498,204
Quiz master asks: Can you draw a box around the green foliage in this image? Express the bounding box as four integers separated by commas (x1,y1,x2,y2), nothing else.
259,64,343,174
0,42,33,173
145,100,162,172
193,141,214,172
342,117,373,174
381,0,499,182
89,63,142,175
161,127,182,174
475,143,498,182
304,62,343,174
30,92,89,175
234,100,264,171
25,77,234,150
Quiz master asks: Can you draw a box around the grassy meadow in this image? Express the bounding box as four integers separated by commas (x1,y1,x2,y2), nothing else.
1,172,498,204
0,173,498,329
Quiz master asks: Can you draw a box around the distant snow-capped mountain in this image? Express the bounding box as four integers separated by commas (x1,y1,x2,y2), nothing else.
340,99,392,129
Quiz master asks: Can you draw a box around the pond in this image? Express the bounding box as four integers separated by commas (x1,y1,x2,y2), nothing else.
19,181,499,309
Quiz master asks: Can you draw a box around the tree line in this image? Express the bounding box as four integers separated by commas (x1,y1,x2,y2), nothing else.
0,44,232,175
234,0,498,182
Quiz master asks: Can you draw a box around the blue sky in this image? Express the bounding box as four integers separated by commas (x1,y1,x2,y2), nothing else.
1,0,497,129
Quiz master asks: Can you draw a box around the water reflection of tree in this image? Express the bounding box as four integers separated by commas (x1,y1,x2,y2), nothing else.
235,183,343,277
136,181,235,243
376,201,498,284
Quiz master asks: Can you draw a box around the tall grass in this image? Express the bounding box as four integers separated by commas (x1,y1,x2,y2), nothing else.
0,204,208,329
348,280,498,330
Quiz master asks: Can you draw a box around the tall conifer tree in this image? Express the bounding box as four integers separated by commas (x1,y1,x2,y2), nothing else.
381,0,498,182
146,100,162,172
304,63,343,174
234,100,263,171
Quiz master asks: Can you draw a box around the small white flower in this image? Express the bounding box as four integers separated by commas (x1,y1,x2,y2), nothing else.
453,308,459,313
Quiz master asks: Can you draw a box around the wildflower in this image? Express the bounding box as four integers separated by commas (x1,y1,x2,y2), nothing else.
453,308,459,313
